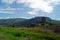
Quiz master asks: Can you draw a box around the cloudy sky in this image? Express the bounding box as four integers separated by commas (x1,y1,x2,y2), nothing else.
0,0,60,20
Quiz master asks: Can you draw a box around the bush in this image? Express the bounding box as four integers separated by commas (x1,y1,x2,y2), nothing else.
44,37,55,40
14,32,21,37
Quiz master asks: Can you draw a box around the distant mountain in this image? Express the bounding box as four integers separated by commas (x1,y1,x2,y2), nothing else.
0,17,60,27
18,17,52,27
52,20,60,25
0,18,27,25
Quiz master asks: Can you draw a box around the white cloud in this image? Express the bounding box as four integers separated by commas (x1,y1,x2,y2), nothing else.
6,17,11,19
16,0,60,13
47,0,60,3
0,6,21,14
2,0,16,4
17,0,27,3
0,17,12,19
5,17,28,19
0,11,14,14
0,7,16,11
1,0,60,14
0,7,14,14
20,17,29,19
0,7,20,11
0,17,14,19
28,11,36,15
28,9,38,15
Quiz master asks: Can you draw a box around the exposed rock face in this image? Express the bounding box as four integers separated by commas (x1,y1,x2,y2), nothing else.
30,16,52,24
41,17,52,23
20,17,52,27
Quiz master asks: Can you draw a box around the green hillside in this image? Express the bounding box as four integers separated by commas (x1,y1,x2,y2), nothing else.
0,26,60,40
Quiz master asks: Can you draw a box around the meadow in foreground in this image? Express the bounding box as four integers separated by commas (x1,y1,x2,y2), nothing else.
0,26,60,40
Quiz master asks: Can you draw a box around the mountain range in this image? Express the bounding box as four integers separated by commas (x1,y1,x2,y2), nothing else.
0,16,60,27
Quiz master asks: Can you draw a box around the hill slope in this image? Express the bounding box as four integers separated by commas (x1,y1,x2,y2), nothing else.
0,16,60,27
0,18,27,25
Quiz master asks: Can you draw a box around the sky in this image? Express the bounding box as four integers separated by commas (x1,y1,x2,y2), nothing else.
0,0,60,20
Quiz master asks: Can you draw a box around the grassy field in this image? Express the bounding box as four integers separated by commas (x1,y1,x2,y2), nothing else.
0,26,60,40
